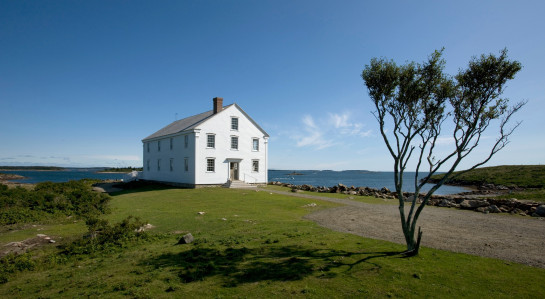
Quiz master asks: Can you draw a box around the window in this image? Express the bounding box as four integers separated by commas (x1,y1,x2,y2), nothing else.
170,158,174,172
231,117,238,130
158,140,161,152
147,143,150,153
206,158,215,172
207,134,215,148
184,135,188,148
147,160,150,171
252,160,259,172
157,159,161,171
170,138,173,150
184,157,189,172
231,136,238,150
252,138,259,151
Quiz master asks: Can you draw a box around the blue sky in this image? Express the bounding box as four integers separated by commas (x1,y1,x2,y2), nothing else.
1,0,544,171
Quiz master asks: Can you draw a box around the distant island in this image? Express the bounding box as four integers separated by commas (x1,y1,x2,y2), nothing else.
286,172,304,175
0,173,27,181
0,166,65,171
97,167,143,173
429,165,545,189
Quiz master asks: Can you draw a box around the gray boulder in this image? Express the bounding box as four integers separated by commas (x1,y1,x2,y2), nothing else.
438,199,455,208
460,200,490,209
488,205,501,213
536,205,545,217
178,233,194,244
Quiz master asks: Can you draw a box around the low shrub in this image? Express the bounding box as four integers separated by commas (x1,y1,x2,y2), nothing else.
0,253,36,284
60,216,151,256
0,216,151,284
0,207,45,225
0,180,111,225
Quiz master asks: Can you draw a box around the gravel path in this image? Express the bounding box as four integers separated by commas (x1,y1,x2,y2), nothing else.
262,189,545,268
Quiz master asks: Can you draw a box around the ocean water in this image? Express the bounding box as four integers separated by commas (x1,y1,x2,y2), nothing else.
269,170,470,195
2,169,125,184
2,169,469,195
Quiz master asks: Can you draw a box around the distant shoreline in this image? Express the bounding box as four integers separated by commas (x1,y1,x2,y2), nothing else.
0,169,62,172
0,173,27,181
96,171,133,174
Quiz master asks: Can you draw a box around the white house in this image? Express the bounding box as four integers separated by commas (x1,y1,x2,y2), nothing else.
141,97,269,187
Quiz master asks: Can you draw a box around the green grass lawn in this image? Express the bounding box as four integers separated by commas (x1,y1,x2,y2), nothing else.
431,165,545,188
430,165,545,202
1,186,544,298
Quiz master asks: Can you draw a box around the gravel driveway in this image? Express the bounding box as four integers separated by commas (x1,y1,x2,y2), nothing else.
263,189,545,268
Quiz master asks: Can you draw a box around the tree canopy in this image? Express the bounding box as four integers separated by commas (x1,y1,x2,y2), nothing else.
361,48,526,255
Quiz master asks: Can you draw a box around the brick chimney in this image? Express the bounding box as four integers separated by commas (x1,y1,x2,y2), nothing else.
213,97,223,114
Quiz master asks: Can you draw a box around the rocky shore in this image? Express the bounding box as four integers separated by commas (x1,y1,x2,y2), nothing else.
0,173,26,181
268,181,545,217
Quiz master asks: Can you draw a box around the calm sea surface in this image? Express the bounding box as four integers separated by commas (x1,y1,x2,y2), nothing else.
269,170,470,195
2,169,125,184
3,169,469,195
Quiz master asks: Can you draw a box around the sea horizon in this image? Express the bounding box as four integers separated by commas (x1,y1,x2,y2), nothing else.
2,168,469,195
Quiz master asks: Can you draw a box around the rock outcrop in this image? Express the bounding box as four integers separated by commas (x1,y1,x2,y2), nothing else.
268,181,544,217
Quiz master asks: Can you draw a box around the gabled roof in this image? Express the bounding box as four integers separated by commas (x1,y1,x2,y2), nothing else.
142,103,269,141
142,106,227,141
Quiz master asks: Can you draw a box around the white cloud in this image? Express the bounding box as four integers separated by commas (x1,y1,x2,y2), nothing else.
292,112,372,150
435,136,454,146
331,113,350,128
302,115,318,129
328,112,372,137
294,115,334,149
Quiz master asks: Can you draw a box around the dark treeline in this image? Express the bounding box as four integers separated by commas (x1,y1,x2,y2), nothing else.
99,167,143,173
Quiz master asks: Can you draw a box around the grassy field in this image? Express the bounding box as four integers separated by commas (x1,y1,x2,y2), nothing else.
1,186,544,298
430,165,545,202
431,165,545,188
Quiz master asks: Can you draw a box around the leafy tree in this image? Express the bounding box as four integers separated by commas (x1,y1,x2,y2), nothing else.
361,49,526,255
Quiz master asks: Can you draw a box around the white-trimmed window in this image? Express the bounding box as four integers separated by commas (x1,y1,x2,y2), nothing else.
207,134,215,148
231,136,238,150
170,158,174,172
252,138,259,151
231,117,238,130
252,160,259,172
184,157,189,172
184,135,189,148
170,138,173,150
157,159,161,171
206,158,215,172
158,140,161,152
147,160,150,171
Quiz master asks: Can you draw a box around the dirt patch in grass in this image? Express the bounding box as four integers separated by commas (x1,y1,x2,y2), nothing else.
92,182,123,194
1,234,57,258
264,188,545,268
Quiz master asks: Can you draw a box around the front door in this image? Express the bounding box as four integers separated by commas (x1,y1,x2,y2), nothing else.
230,162,239,181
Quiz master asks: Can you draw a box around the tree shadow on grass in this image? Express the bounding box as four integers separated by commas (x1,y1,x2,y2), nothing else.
141,245,403,287
107,181,179,196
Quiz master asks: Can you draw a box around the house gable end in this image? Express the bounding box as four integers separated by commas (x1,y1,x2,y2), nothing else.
232,103,269,138
193,103,269,138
